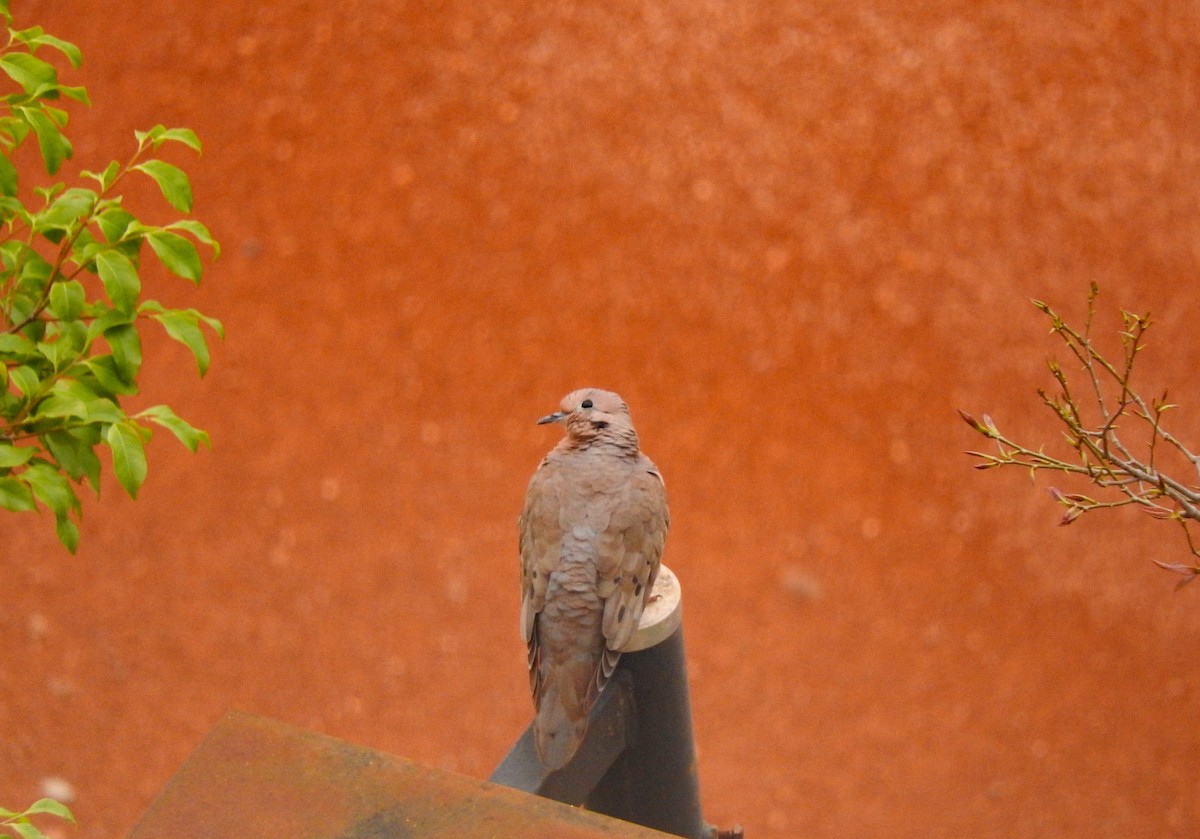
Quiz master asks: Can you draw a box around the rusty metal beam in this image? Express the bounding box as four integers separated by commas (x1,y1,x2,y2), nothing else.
127,710,679,839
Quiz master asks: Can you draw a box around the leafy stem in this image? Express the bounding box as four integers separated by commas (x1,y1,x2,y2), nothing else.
0,6,221,553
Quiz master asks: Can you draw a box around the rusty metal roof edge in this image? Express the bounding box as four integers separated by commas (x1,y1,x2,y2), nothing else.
127,709,683,839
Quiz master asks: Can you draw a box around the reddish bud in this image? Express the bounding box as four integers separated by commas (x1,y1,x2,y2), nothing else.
1058,506,1084,526
1153,560,1200,589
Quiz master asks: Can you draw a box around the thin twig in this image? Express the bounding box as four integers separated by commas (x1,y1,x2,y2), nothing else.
961,288,1200,580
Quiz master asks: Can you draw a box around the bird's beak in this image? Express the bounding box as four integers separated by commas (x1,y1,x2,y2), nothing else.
536,411,567,425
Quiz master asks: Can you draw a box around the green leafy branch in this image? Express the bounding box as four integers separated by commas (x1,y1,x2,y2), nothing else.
0,0,221,551
960,284,1200,586
1,798,74,839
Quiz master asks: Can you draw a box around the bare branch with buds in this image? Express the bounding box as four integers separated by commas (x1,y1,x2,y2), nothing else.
960,284,1200,587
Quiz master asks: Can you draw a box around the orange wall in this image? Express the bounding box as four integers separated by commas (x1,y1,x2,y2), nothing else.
6,2,1200,836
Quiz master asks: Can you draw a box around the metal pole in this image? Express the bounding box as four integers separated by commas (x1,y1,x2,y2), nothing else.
586,620,709,839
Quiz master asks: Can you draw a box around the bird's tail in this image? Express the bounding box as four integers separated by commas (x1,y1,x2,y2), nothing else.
534,681,588,770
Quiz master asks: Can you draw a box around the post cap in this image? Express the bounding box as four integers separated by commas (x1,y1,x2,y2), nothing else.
626,564,682,653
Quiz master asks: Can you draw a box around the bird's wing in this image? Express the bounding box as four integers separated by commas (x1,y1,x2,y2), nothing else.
595,457,669,682
519,459,562,703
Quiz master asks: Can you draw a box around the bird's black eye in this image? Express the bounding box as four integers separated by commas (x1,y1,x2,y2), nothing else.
581,399,593,409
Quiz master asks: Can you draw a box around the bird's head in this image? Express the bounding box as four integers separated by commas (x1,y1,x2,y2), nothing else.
537,388,638,448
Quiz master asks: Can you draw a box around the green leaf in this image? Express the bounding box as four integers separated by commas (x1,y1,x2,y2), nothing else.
67,227,102,269
138,404,210,452
0,442,38,468
38,187,96,231
10,819,40,839
0,52,58,92
167,219,221,257
134,124,162,146
23,460,79,516
14,818,54,839
86,304,135,340
81,160,120,191
95,249,141,312
16,105,72,174
0,475,36,511
146,230,201,282
199,310,223,338
15,243,54,275
54,83,90,105
0,111,28,143
53,319,88,354
33,182,64,203
135,124,201,153
150,309,211,375
44,427,101,491
106,421,148,499
32,390,87,420
23,31,84,68
37,331,81,371
0,151,17,195
42,104,68,128
159,127,201,153
8,24,46,42
9,365,40,398
135,159,192,212
80,399,124,425
0,332,38,359
55,514,80,552
140,298,219,325
0,194,27,222
13,250,53,315
96,206,137,243
48,279,85,321
103,323,142,383
82,355,139,396
51,375,102,404
0,237,23,266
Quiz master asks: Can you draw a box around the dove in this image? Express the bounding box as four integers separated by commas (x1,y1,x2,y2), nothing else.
519,388,670,770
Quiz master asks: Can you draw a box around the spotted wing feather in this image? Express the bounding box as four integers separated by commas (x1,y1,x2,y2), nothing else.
519,459,561,703
594,457,669,692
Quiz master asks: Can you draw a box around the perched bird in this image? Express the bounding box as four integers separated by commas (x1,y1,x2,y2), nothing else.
519,388,669,769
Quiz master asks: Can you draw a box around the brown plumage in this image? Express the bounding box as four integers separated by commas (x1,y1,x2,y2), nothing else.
519,388,669,769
